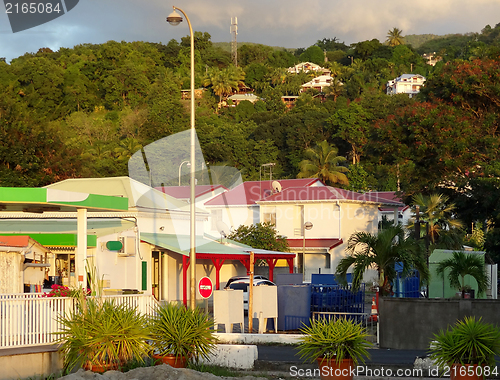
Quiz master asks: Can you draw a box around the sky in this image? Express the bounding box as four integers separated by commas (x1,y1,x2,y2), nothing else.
1,0,500,62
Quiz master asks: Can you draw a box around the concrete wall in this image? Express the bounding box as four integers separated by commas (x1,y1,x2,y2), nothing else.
0,347,63,380
379,298,500,350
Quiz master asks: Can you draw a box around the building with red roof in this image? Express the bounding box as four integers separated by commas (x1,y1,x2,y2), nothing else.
257,185,404,281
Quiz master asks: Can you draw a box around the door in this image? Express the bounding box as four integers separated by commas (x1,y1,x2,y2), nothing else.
152,251,160,301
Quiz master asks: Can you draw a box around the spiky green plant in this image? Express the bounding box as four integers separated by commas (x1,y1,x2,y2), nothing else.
55,298,151,372
297,317,371,365
430,317,500,367
148,303,217,363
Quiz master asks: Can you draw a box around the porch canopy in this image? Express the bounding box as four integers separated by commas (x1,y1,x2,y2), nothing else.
140,232,295,305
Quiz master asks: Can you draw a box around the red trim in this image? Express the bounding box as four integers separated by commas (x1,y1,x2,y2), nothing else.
286,258,294,273
197,253,250,260
287,238,343,250
182,256,189,307
196,253,296,260
240,258,250,273
211,258,226,290
266,259,279,282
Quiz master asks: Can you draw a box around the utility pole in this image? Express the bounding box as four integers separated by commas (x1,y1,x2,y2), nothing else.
415,205,430,298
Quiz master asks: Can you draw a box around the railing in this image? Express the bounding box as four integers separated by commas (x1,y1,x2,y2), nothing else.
310,284,365,314
0,293,157,349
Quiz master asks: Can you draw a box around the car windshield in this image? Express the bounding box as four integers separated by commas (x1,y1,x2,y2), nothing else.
229,283,248,291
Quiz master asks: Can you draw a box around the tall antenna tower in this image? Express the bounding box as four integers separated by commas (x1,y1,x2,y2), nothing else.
230,17,238,67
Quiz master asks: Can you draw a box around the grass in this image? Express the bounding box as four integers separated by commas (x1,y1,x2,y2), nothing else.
187,363,242,377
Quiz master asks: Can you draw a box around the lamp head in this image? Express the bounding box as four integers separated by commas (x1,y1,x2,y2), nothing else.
166,10,183,26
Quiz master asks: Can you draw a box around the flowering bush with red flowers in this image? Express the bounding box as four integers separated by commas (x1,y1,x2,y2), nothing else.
43,284,90,297
43,284,75,297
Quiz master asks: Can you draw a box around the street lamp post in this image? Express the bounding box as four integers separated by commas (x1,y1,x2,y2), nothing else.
178,160,191,186
302,221,313,281
167,6,197,310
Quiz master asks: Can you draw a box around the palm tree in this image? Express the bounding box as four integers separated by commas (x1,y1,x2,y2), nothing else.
203,66,244,107
323,78,343,101
336,224,429,296
409,193,464,246
386,27,404,47
436,251,488,297
114,137,142,162
297,140,349,186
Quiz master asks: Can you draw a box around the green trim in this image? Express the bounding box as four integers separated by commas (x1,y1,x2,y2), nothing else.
52,193,128,211
0,233,97,247
141,261,147,291
0,188,46,203
0,187,128,211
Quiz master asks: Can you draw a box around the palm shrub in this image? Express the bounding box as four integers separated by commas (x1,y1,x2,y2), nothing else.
55,297,151,372
297,317,371,365
336,224,429,296
429,317,500,367
148,302,217,363
436,251,489,297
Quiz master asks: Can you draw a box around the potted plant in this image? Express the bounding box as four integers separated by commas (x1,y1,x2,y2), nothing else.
55,297,151,373
429,316,500,380
148,302,217,368
297,317,371,380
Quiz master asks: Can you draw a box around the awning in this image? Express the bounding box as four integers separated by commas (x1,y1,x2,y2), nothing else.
140,232,247,257
140,232,296,303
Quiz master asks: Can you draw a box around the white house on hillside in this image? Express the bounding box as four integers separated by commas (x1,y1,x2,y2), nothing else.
300,74,335,93
386,74,426,98
287,62,328,74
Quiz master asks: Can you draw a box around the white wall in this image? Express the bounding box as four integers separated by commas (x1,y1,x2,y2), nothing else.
95,230,143,292
207,205,259,236
260,201,380,282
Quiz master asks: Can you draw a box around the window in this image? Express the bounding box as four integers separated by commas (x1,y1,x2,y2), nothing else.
263,212,276,225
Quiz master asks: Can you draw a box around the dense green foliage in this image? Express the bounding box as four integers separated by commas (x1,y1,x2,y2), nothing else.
227,222,289,252
2,23,500,259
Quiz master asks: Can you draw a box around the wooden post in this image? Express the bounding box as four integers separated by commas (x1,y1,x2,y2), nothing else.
248,251,254,333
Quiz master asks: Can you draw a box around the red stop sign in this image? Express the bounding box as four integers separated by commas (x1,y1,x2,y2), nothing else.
198,277,213,299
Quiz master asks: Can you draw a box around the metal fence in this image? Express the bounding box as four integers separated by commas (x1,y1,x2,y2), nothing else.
0,293,157,348
311,283,365,314
393,271,421,298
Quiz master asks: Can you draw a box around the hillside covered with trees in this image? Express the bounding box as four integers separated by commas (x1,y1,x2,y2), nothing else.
1,22,500,257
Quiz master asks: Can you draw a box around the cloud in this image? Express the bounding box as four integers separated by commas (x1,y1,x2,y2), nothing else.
0,0,499,61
